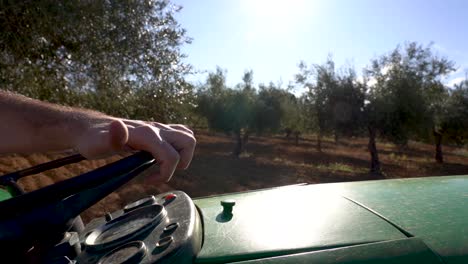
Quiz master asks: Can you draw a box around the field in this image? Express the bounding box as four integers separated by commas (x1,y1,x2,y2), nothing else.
1,131,467,223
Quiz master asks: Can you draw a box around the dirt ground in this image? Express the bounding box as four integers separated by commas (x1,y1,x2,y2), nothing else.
1,131,467,223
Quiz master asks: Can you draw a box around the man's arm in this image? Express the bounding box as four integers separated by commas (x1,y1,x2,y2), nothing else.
0,91,114,153
0,90,196,183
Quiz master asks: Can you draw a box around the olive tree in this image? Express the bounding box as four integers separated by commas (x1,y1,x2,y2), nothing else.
365,42,455,172
197,69,295,156
295,57,365,150
0,0,193,121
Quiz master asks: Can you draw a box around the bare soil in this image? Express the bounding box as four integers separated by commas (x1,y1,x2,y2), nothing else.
1,131,467,223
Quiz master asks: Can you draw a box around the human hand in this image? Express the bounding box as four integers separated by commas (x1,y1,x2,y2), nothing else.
75,119,196,183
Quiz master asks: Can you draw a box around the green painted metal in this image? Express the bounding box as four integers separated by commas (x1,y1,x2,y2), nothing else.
310,175,468,264
230,238,443,264
194,185,406,263
194,176,468,263
0,188,11,202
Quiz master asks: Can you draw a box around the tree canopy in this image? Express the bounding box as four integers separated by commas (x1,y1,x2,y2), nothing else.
295,57,366,150
0,0,193,121
366,42,455,146
197,69,301,156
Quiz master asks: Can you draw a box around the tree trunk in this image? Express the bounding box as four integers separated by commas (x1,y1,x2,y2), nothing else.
233,130,242,157
317,132,322,152
285,128,292,139
243,130,250,146
294,131,300,146
433,129,443,163
368,126,381,175
233,129,249,157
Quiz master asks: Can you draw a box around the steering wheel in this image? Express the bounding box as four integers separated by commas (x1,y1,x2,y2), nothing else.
0,151,156,254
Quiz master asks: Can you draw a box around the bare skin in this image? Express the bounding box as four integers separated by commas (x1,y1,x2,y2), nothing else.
0,91,196,183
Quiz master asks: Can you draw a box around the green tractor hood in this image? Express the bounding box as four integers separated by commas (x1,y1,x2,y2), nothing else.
194,176,468,264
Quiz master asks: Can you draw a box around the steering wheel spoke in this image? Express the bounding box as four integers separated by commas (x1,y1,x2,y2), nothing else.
0,152,156,248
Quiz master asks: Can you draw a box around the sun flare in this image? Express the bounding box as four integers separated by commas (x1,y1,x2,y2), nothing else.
249,0,305,16
241,0,312,38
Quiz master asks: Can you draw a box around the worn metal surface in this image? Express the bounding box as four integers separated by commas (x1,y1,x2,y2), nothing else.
231,238,443,264
313,175,468,264
194,175,468,264
194,185,406,263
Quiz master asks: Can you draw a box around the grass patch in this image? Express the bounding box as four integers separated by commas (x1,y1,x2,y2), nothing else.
239,152,252,158
453,148,468,157
272,157,366,174
389,153,408,163
316,163,367,174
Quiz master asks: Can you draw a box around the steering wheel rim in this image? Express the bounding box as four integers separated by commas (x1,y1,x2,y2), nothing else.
0,151,156,247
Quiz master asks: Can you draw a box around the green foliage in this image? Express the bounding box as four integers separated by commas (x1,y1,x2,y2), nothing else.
333,67,367,137
197,69,271,135
197,68,252,134
295,60,332,138
441,81,468,145
254,83,292,135
196,68,304,154
0,0,193,122
365,42,455,145
295,57,366,139
280,91,308,133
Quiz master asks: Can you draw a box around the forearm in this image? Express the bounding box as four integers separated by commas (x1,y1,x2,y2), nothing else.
0,91,115,154
0,90,196,181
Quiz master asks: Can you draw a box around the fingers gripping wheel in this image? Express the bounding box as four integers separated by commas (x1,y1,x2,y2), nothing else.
0,152,155,254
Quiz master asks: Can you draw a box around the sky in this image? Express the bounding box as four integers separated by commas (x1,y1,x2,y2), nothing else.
173,0,468,89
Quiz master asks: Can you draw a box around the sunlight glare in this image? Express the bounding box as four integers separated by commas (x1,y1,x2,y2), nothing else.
241,0,312,38
247,0,306,18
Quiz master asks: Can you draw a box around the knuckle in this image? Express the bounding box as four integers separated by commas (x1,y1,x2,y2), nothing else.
141,124,153,130
171,124,183,130
173,124,194,133
164,142,180,162
184,126,195,134
188,135,196,146
177,128,194,138
134,120,147,126
170,151,180,164
140,124,156,134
